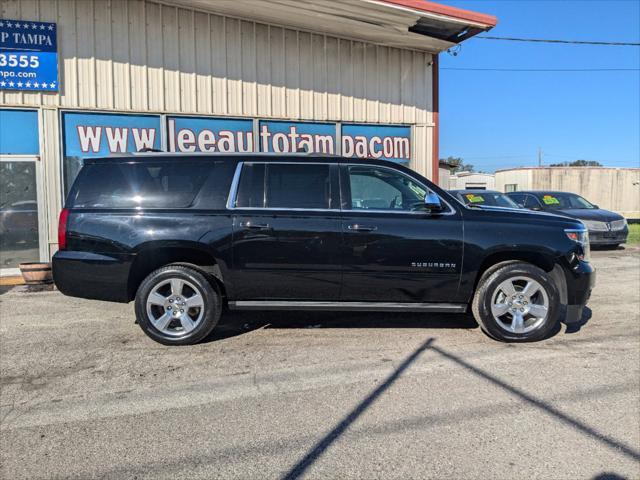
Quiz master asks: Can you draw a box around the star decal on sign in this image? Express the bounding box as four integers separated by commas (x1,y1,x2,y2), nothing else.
49,82,56,88
17,81,23,87
25,81,32,87
48,24,54,30
33,82,40,88
8,81,14,87
0,81,6,87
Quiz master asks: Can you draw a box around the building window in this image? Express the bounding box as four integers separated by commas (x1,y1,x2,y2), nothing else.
505,184,518,193
0,162,40,268
1,109,41,270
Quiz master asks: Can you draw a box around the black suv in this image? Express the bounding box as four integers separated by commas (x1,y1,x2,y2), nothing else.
53,154,594,345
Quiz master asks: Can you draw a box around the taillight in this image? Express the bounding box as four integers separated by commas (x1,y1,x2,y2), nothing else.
58,208,69,250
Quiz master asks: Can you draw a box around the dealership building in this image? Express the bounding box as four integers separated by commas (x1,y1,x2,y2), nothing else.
0,0,496,275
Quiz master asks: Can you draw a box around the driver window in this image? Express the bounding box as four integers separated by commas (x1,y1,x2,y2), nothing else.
347,166,427,211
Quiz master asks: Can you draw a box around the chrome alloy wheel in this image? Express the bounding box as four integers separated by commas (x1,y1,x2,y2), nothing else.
145,278,205,337
490,276,549,334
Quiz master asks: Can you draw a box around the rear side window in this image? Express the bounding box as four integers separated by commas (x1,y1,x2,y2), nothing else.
235,163,265,208
235,163,332,209
69,162,215,209
266,164,331,209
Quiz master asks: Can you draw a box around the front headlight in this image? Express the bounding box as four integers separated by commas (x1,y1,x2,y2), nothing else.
565,228,590,262
611,218,627,230
582,220,607,231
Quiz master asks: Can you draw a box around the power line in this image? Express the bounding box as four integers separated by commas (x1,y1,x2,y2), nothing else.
441,67,639,72
476,36,640,46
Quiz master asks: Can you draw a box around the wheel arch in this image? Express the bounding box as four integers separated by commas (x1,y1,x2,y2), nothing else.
473,251,566,303
127,243,227,302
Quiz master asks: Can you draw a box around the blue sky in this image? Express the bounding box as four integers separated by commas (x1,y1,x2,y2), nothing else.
437,0,640,172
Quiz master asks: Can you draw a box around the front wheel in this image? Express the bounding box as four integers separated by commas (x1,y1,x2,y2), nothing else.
135,265,221,345
472,262,560,342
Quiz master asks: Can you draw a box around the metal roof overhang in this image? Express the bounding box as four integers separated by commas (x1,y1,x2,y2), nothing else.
163,0,497,52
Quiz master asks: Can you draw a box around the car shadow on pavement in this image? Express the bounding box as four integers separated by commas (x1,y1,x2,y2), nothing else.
591,245,627,251
593,473,628,480
563,306,593,334
205,311,478,343
281,337,640,480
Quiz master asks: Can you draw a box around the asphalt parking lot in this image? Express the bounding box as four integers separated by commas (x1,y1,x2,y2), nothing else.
1,248,639,480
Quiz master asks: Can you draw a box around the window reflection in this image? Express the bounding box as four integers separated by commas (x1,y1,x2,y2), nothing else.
0,162,40,268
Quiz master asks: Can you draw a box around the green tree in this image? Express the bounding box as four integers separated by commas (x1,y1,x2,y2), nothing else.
440,156,475,173
549,159,602,167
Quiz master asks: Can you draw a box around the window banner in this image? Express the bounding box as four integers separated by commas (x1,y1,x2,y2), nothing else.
62,112,161,193
167,116,254,153
258,120,336,154
341,124,411,163
62,112,161,157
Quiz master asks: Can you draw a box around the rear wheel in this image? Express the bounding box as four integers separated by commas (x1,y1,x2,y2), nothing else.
472,262,560,342
135,265,221,345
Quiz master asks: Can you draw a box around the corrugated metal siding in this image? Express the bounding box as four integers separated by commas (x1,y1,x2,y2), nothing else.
38,107,62,258
1,0,437,256
0,0,434,125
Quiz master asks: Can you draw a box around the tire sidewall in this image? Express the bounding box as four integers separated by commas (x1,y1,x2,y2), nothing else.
135,266,220,346
475,264,560,342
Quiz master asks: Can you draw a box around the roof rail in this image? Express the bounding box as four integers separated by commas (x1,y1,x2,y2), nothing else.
98,151,343,158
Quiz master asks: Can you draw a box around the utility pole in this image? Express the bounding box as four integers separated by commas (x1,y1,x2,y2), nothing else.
538,147,543,166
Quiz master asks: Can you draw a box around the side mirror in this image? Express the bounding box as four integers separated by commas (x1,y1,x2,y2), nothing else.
517,203,525,208
424,191,442,211
593,204,599,209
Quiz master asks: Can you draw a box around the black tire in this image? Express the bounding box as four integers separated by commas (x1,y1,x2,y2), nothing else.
472,262,560,342
135,265,222,346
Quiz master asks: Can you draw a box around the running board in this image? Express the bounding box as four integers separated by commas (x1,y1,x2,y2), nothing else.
228,301,467,313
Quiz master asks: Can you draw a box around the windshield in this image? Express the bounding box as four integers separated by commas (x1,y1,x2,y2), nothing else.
536,193,595,210
459,192,520,208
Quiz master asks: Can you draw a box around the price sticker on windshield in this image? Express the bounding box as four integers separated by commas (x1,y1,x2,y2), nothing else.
542,195,560,205
466,194,485,203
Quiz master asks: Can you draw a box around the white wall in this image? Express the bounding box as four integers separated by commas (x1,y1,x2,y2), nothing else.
449,173,495,190
496,168,640,219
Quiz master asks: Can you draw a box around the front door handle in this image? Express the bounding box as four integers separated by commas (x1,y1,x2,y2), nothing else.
240,221,271,230
347,224,377,232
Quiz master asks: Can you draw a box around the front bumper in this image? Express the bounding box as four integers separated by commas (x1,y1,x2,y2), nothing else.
589,226,628,245
563,260,596,324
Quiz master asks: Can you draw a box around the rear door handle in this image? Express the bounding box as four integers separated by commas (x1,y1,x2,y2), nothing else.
347,224,377,232
240,221,271,230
